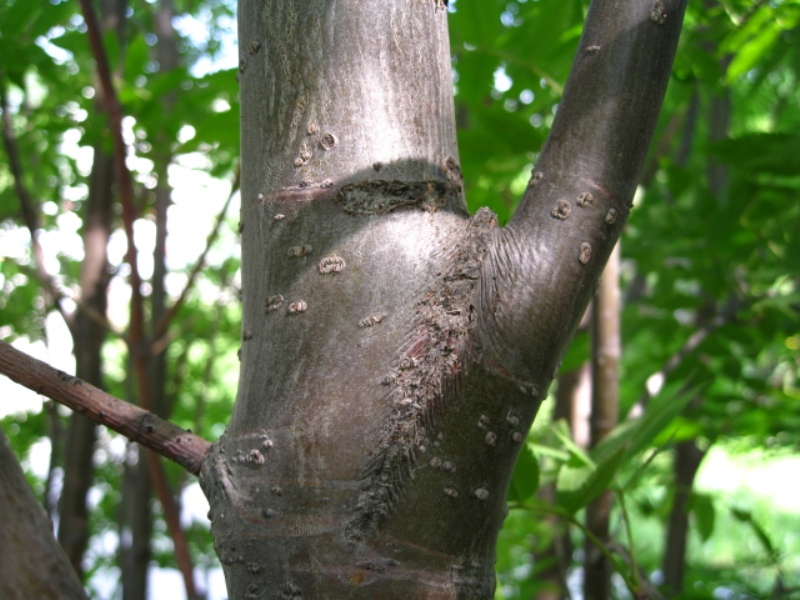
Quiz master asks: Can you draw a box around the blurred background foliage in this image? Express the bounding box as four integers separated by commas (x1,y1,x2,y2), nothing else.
0,0,798,598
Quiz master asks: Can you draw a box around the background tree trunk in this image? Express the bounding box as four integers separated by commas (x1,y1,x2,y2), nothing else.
661,439,706,596
57,0,124,576
661,65,729,594
531,323,591,600
57,143,113,577
584,245,621,600
119,0,182,596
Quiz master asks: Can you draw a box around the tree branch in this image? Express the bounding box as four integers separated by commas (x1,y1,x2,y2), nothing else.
478,0,688,390
517,0,688,221
0,341,211,475
145,449,200,597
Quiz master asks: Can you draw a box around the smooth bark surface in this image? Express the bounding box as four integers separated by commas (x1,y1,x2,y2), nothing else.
0,0,687,598
201,1,686,598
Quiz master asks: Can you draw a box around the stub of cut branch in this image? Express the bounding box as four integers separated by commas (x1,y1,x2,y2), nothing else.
0,341,211,475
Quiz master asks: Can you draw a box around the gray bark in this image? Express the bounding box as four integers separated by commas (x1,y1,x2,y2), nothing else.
120,446,153,600
200,1,687,597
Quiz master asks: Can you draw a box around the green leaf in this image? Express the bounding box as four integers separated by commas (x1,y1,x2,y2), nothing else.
592,381,701,467
551,418,593,467
48,29,89,58
730,507,779,563
508,443,540,504
555,443,626,515
124,33,150,81
0,2,42,38
559,330,589,374
528,443,571,462
730,506,751,522
712,132,800,176
690,492,716,542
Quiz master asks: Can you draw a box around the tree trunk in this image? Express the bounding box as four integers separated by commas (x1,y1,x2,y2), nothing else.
120,446,153,600
200,1,686,597
0,427,89,600
58,140,114,577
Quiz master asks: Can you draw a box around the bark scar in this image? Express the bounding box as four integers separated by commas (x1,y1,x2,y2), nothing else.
334,180,460,215
346,208,497,540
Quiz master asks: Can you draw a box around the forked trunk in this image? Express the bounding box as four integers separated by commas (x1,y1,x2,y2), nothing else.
201,1,686,597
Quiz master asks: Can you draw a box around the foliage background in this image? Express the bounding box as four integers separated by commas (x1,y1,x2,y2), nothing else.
0,0,798,598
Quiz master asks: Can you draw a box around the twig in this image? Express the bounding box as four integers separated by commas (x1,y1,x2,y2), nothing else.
620,430,677,493
0,341,211,474
13,261,120,338
606,540,664,600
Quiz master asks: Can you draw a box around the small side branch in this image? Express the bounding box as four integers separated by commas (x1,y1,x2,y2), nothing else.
478,0,688,389
0,341,211,475
516,0,689,221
